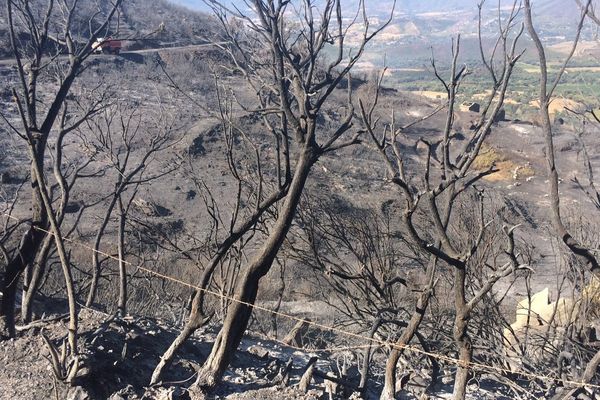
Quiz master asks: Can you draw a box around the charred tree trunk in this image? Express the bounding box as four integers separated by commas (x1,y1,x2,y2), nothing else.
151,316,210,384
86,191,120,307
117,197,127,316
380,257,436,400
452,267,471,400
151,264,217,384
298,356,319,392
150,221,276,385
152,148,292,385
22,127,74,323
20,234,53,322
28,144,78,352
151,192,290,385
151,234,260,384
359,317,381,393
191,148,316,391
22,264,31,310
0,226,45,337
380,307,427,399
0,148,48,337
152,156,293,385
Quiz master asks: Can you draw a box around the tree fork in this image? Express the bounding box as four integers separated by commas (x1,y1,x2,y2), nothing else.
192,148,316,391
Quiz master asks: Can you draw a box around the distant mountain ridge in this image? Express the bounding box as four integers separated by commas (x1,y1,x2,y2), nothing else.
170,0,576,15
170,0,476,13
166,0,591,48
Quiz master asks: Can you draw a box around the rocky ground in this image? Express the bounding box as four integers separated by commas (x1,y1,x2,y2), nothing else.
0,305,524,400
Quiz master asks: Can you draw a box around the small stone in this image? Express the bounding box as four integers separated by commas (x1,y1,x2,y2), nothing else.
247,345,269,359
67,386,91,400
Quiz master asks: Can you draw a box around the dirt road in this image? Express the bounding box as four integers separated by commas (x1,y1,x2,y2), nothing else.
0,41,228,67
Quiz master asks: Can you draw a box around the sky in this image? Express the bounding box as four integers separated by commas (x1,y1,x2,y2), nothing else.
171,0,235,12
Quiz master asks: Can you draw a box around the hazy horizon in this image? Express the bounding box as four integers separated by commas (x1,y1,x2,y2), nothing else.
171,0,483,11
169,0,569,18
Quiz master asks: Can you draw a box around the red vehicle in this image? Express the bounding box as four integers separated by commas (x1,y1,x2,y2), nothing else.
92,37,122,55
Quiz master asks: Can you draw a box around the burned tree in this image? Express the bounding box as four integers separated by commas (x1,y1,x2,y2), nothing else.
20,90,108,323
167,0,395,392
0,0,123,342
360,2,527,398
523,0,599,279
524,0,600,395
82,101,179,311
151,73,296,384
288,195,434,394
